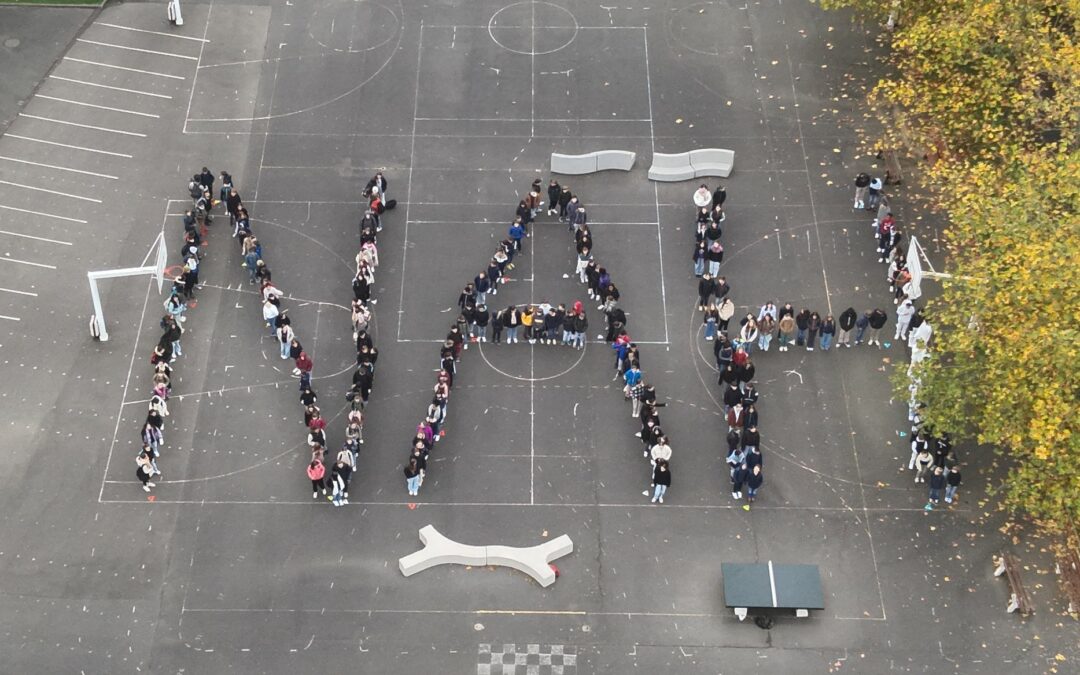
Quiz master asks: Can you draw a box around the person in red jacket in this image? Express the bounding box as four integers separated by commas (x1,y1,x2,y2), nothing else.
295,350,313,390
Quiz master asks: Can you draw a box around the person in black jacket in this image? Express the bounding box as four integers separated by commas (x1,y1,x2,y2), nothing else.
745,464,764,505
806,311,821,351
795,308,811,346
651,459,671,504
867,308,888,346
546,179,561,216
722,382,742,413
557,185,573,221
837,307,857,348
697,274,715,311
473,304,490,342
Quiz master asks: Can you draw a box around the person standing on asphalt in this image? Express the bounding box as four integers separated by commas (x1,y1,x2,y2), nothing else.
820,315,836,351
745,464,763,506
651,459,671,504
895,298,915,341
307,459,326,498
837,306,857,348
867,308,888,346
945,467,962,503
404,457,421,496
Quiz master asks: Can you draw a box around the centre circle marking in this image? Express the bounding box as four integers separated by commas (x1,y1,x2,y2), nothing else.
488,1,579,56
476,339,588,382
308,0,400,54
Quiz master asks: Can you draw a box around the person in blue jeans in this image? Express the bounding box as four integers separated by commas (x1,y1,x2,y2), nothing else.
651,459,671,504
945,468,962,503
404,457,421,496
854,310,871,345
820,315,836,351
746,464,764,504
703,303,719,340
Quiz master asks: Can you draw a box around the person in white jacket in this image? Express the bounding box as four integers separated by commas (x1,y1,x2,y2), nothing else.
895,298,915,340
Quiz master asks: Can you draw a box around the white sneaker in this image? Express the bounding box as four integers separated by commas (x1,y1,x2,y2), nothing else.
178,316,186,323
147,482,156,488
322,488,327,495
597,305,604,311
635,432,642,437
370,299,377,305
143,485,151,492
731,491,738,499
658,496,664,504
313,491,318,499
463,343,469,350
563,273,570,279
651,496,658,503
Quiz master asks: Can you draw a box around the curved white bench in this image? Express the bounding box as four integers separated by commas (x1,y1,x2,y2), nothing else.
647,153,695,181
648,148,735,181
398,525,574,587
551,151,636,175
689,148,735,178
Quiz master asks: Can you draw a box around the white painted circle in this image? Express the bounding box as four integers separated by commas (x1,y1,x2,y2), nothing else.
488,1,579,56
476,339,587,382
308,0,400,54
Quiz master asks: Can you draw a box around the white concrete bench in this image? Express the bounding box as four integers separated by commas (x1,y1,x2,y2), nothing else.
648,148,736,181
551,151,636,175
647,152,696,182
689,148,735,178
398,525,574,588
398,525,486,577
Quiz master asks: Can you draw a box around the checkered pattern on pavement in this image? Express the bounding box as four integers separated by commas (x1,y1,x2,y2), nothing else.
477,643,577,675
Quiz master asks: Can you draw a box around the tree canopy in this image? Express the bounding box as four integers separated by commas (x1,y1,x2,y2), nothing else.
819,0,1080,524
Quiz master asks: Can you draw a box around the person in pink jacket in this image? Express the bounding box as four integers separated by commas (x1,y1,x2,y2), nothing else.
306,459,326,499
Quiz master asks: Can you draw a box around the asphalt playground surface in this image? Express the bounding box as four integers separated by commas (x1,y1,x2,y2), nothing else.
0,0,1076,673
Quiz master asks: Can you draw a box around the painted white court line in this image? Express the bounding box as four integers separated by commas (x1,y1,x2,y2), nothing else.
18,113,147,138
0,155,118,180
94,21,211,42
641,26,670,345
396,20,425,342
3,134,133,158
0,180,101,204
49,75,173,99
36,94,160,118
0,287,38,297
767,560,779,608
62,57,186,80
414,117,652,123
0,256,57,270
181,3,212,135
0,315,21,322
76,38,198,61
0,204,87,224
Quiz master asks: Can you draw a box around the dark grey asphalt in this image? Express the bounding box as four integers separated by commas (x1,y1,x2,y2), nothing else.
0,1,1075,674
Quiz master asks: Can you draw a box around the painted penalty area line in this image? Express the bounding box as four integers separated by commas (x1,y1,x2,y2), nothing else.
49,75,174,100
62,57,186,81
18,113,147,138
0,155,119,180
76,38,198,61
0,180,101,203
94,22,211,42
35,94,160,118
0,204,87,224
0,229,74,246
3,134,133,158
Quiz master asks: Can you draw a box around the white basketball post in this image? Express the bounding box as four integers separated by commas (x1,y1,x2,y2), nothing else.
88,232,168,342
167,0,184,26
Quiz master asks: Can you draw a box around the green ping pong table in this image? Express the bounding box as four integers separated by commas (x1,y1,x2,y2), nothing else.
722,561,824,621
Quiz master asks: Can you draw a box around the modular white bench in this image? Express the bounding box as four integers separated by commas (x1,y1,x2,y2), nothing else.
648,148,735,181
551,151,636,175
398,524,574,587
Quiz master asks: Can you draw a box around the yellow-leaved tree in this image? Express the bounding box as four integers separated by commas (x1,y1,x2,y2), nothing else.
818,0,1080,524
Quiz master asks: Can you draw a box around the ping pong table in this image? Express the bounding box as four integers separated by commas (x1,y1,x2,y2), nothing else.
722,561,824,621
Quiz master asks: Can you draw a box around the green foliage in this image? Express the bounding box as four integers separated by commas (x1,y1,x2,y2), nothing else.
827,0,1080,525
